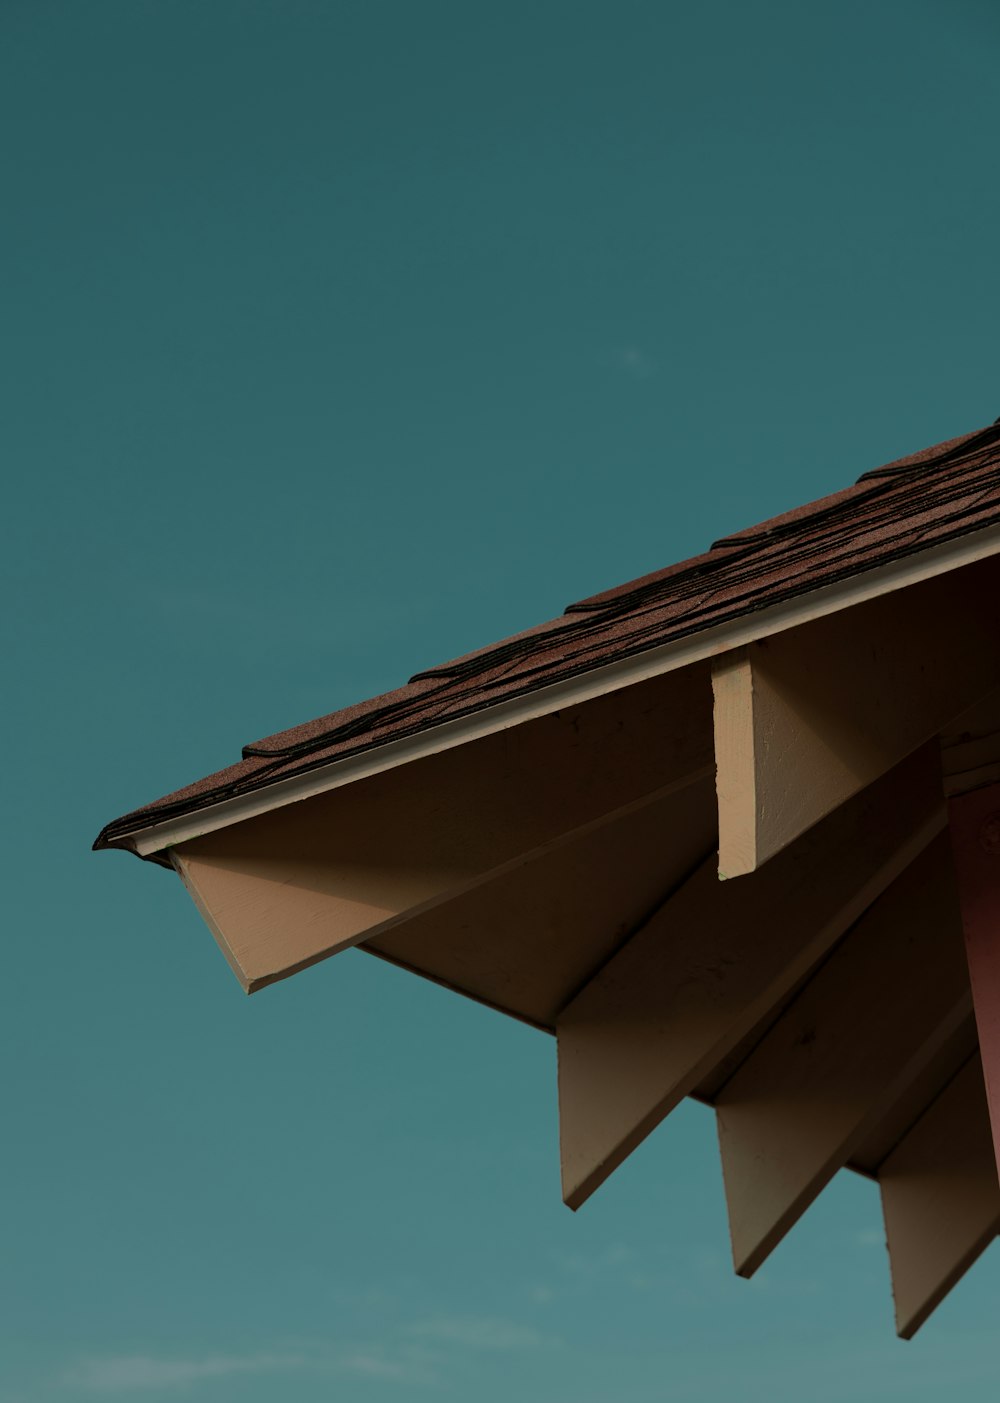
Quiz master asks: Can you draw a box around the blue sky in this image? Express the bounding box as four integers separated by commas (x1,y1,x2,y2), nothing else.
4,2,1000,1399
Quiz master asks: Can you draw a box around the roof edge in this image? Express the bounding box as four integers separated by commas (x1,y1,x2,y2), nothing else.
99,518,1000,860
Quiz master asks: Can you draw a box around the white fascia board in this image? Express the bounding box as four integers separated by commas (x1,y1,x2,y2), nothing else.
121,523,1000,858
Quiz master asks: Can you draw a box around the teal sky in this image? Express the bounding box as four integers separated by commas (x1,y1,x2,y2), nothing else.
4,2,1000,1399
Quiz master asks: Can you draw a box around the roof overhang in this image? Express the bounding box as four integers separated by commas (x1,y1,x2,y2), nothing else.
96,426,1000,1340
115,517,1000,858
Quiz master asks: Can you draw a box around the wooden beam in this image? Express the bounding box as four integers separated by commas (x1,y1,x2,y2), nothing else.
880,1054,1000,1339
556,743,945,1211
948,781,1000,1171
849,1014,978,1178
713,557,1000,877
715,831,971,1278
170,663,714,991
363,777,718,1029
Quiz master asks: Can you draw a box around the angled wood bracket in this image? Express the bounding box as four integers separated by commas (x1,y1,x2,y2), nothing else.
879,1053,1000,1339
556,744,945,1210
170,665,714,991
715,831,971,1277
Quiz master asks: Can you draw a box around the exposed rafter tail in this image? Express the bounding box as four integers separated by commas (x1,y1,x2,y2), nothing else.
557,745,945,1211
715,831,971,1277
880,1054,1000,1339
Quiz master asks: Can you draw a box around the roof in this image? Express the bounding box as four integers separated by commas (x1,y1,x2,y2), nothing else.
94,415,1000,1338
95,419,1000,854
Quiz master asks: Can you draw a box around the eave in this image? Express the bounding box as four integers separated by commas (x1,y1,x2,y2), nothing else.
104,516,1000,860
95,422,1000,1339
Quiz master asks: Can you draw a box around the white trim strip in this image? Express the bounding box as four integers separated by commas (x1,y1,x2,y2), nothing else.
119,524,1000,857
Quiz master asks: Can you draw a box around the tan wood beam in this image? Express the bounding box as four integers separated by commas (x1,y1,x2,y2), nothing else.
170,664,714,991
715,831,971,1279
880,1054,1000,1340
363,777,718,1029
713,557,1000,878
556,743,945,1211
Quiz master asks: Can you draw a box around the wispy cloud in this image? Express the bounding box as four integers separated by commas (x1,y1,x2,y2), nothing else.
61,1314,552,1394
62,1352,306,1392
535,1240,641,1301
404,1315,549,1351
62,1346,439,1393
339,1350,436,1383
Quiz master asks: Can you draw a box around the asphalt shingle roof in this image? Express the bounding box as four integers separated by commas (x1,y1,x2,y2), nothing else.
95,420,1000,852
